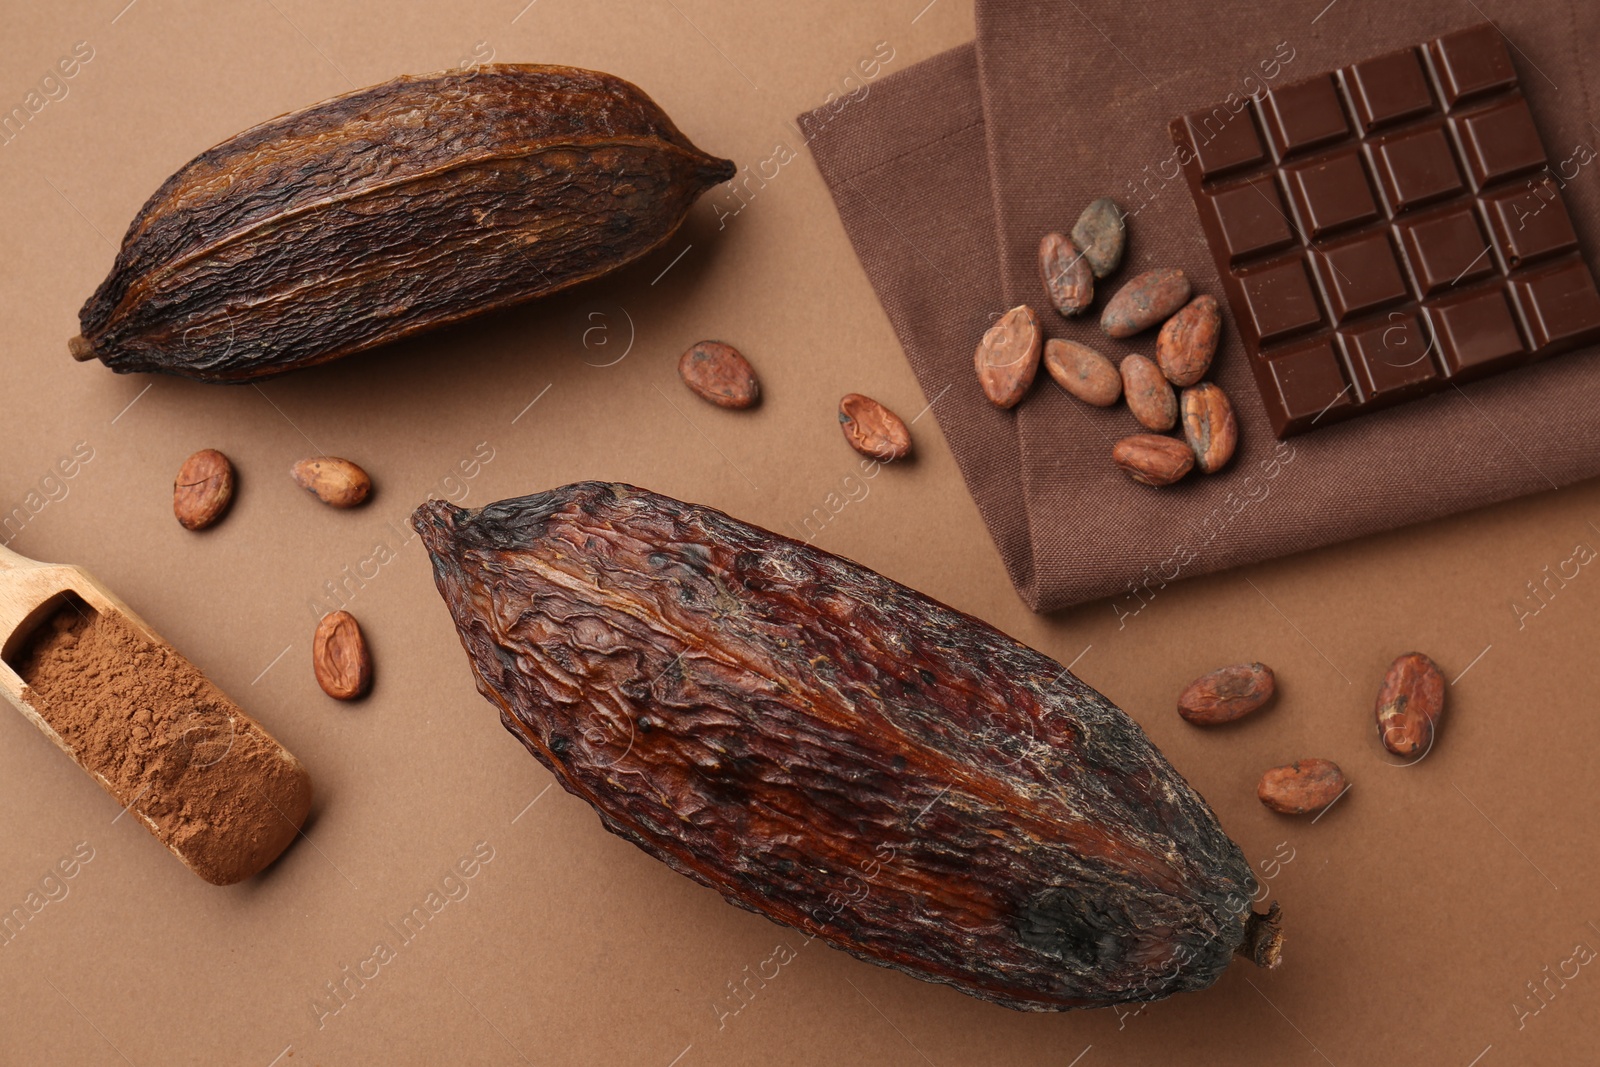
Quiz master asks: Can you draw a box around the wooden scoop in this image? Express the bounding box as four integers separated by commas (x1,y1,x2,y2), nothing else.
0,543,311,885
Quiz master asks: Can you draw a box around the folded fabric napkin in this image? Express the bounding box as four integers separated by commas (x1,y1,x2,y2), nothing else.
801,2,1600,615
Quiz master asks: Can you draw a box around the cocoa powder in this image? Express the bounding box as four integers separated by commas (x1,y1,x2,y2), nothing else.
15,599,311,885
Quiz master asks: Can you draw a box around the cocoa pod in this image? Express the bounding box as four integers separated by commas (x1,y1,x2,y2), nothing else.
1039,233,1094,317
1177,663,1275,726
1180,383,1238,474
1121,354,1177,431
1156,295,1222,386
1112,434,1194,486
1375,652,1445,758
1102,269,1192,338
678,341,759,409
291,457,372,508
312,610,372,700
70,66,734,382
1044,339,1121,407
173,448,235,531
974,305,1042,408
1257,760,1347,816
414,483,1281,1011
838,394,911,461
1071,197,1126,279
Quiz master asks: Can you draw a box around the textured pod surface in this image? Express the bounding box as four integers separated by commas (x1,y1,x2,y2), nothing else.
414,482,1273,1011
73,65,735,382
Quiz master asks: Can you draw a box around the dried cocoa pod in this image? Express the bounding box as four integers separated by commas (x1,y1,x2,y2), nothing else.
1102,269,1192,339
1121,354,1177,431
1112,434,1194,486
1156,295,1222,386
1177,663,1275,726
1180,383,1238,474
1071,197,1126,279
1039,233,1094,316
415,483,1280,1011
1257,760,1346,816
70,66,735,382
975,305,1042,408
173,448,235,531
1044,339,1121,407
1375,652,1445,758
678,341,760,409
838,394,911,461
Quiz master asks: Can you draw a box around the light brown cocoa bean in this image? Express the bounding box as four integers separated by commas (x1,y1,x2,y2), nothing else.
974,305,1042,408
1044,339,1121,407
1038,233,1094,317
678,341,760,409
1156,294,1222,386
1112,434,1194,487
1181,383,1238,474
1071,197,1126,279
1121,354,1177,431
291,457,372,508
173,449,235,531
1257,760,1346,816
313,610,372,700
838,394,911,461
1101,268,1192,338
1177,663,1275,725
1375,652,1446,758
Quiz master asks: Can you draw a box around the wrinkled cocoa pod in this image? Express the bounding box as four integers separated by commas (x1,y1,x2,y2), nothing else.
838,394,911,461
679,341,760,409
71,66,735,382
975,305,1043,408
1177,663,1275,726
415,483,1281,1011
1071,197,1126,279
1156,295,1222,386
1121,354,1178,431
1039,233,1094,317
1102,269,1192,339
1112,434,1194,486
313,610,372,700
1044,339,1121,407
291,457,372,508
173,448,235,531
1375,652,1445,758
1257,760,1347,816
1180,383,1238,474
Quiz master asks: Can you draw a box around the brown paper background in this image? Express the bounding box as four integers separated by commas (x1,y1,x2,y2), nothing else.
2,2,1598,1065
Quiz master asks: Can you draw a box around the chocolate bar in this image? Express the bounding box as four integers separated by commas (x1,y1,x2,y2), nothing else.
1169,23,1600,437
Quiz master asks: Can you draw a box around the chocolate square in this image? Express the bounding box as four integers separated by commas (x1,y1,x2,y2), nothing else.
1397,203,1495,295
1169,22,1600,437
1181,104,1266,178
1263,74,1350,156
1284,149,1379,237
1344,47,1436,131
1370,124,1465,212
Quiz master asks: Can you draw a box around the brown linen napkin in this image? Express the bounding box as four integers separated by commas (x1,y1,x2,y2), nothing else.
803,6,1600,615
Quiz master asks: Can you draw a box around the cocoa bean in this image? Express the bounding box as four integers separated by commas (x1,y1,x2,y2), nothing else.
1177,663,1275,725
173,449,235,531
1112,434,1194,486
1044,339,1121,407
1375,652,1445,758
1071,197,1126,279
1156,295,1222,386
678,341,760,409
1038,233,1094,317
312,610,372,700
1180,383,1238,474
291,457,372,508
1121,354,1177,431
1101,269,1192,338
1257,760,1347,816
838,394,911,461
974,305,1042,408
